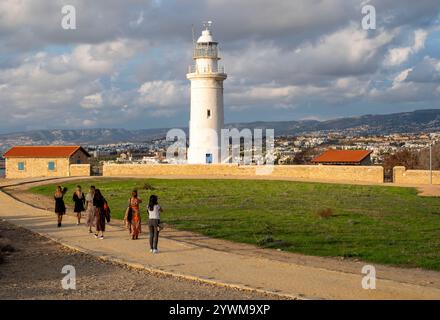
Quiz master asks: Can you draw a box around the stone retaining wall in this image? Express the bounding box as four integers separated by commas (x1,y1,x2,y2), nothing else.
393,166,439,185
69,164,91,177
103,163,384,184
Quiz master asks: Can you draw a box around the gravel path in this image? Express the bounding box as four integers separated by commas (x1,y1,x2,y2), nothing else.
0,220,282,300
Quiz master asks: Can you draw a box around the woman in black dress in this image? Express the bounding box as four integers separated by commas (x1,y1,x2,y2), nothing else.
93,189,107,239
54,186,67,227
72,185,86,225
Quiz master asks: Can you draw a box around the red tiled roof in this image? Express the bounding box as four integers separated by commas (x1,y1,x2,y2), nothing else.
3,146,90,158
312,149,372,163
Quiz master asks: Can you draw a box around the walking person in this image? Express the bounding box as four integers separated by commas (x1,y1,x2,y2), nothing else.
128,190,142,240
85,186,96,233
93,189,109,240
72,185,86,225
148,195,163,254
124,197,133,236
54,186,68,227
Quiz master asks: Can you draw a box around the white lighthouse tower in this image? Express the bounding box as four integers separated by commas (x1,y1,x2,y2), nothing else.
187,22,227,164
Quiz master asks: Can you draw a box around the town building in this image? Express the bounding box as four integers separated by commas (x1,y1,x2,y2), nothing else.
312,149,373,166
3,146,90,179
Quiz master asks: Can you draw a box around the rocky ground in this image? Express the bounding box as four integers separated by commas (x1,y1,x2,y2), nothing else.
0,220,283,300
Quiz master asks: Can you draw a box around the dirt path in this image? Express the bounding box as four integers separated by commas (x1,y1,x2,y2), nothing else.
0,220,282,300
417,185,440,197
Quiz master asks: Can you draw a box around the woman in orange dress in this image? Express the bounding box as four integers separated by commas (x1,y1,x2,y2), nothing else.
128,190,142,240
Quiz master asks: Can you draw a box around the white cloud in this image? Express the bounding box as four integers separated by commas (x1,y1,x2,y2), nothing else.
223,24,394,93
80,93,103,109
385,47,413,67
405,57,440,83
0,39,144,131
384,29,428,66
72,40,139,75
82,119,97,127
0,0,439,132
414,29,428,51
130,11,145,28
393,68,412,86
138,80,188,108
0,0,29,29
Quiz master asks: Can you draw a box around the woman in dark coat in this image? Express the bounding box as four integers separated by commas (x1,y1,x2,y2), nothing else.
54,186,68,227
93,189,107,240
72,185,86,225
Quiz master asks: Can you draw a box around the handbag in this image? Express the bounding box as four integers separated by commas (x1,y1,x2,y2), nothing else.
103,201,111,223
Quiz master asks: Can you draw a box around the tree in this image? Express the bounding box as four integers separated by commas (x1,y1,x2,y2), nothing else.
382,144,440,172
383,149,419,172
418,143,440,170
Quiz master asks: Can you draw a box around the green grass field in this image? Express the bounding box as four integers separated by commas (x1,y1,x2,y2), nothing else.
29,178,440,270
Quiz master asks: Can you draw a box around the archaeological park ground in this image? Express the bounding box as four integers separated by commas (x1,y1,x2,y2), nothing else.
1,175,440,300
29,178,440,270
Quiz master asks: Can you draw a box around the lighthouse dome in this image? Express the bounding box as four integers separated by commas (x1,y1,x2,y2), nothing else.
197,29,214,43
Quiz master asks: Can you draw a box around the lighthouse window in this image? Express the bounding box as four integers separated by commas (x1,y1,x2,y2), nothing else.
207,109,212,119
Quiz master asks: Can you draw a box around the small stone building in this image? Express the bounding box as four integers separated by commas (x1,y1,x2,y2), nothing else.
3,146,91,179
312,149,372,166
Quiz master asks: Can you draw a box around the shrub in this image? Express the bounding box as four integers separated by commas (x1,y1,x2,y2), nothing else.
316,208,334,218
257,235,274,246
255,222,275,246
143,182,155,190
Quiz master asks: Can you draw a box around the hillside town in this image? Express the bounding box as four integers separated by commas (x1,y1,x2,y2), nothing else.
1,131,437,176
274,132,439,166
89,132,436,164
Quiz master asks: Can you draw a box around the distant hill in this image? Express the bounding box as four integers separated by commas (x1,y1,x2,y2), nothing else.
1,109,439,153
226,109,440,135
0,128,170,145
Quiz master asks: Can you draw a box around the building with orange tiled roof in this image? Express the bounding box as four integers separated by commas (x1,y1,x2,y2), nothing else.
312,149,372,166
3,146,90,179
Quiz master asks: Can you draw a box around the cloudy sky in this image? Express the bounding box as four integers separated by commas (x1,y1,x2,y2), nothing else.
0,0,439,133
